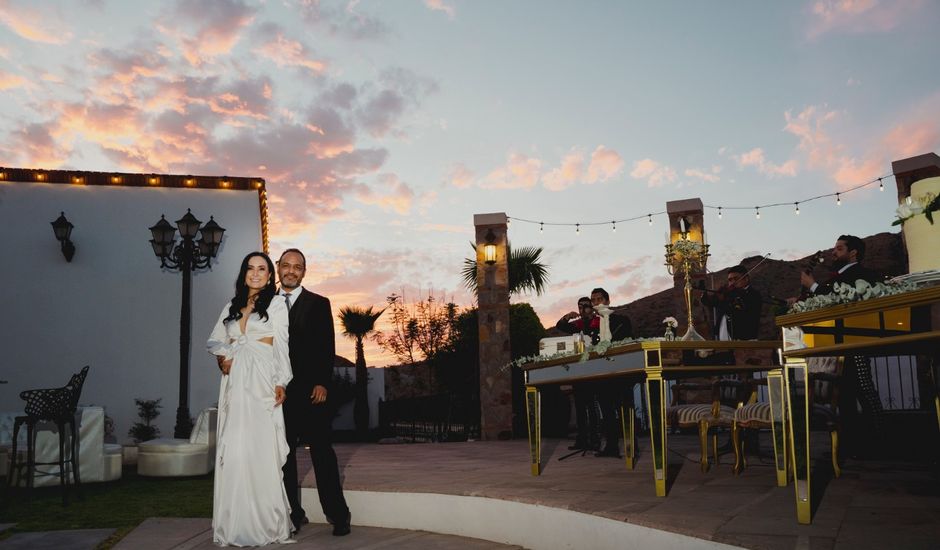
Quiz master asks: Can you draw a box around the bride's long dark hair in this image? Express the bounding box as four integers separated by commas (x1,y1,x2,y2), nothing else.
224,252,277,324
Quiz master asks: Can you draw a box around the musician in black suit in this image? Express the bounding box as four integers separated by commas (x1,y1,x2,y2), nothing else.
277,249,350,537
799,235,883,458
800,234,879,296
700,265,763,341
590,288,635,458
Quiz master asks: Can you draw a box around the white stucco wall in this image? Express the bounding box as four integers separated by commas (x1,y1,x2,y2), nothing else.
0,180,263,443
331,366,385,430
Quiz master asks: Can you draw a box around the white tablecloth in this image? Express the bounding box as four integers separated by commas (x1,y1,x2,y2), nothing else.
1,406,105,486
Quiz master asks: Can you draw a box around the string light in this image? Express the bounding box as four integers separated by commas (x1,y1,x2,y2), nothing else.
879,178,884,192
503,172,892,234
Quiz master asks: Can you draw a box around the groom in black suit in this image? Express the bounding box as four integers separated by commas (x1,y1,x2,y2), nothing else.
277,249,350,537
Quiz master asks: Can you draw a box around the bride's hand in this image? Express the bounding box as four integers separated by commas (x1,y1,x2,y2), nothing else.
217,356,233,375
274,385,286,406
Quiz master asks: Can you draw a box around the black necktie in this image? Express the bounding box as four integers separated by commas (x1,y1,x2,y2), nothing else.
284,293,292,311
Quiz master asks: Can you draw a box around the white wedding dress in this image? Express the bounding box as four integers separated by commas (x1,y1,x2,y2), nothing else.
207,297,294,546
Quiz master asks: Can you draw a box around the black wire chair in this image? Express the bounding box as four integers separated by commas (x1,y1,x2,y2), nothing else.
7,366,89,505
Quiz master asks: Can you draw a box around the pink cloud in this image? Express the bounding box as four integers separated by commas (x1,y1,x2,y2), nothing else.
159,0,256,67
807,0,926,38
253,24,327,74
355,173,418,215
0,0,74,44
586,145,625,183
541,145,625,191
630,158,677,187
541,150,585,191
4,122,71,166
684,166,722,183
734,147,798,178
0,69,26,90
356,69,438,138
424,0,456,18
480,152,542,189
448,163,475,188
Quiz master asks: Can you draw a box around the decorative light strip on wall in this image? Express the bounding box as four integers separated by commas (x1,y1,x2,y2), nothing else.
0,166,270,254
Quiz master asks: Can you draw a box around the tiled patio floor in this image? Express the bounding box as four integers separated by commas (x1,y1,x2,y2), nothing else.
292,434,940,550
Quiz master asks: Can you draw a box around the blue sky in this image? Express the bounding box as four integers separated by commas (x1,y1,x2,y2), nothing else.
2,0,939,364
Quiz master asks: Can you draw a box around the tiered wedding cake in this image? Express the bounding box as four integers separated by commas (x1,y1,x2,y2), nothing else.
902,176,940,273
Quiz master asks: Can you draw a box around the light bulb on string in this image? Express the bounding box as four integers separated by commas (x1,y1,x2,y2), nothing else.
648,214,652,226
879,178,884,192
718,207,722,220
506,217,511,226
575,223,580,235
794,202,800,215
836,193,841,206
611,221,616,233
755,207,760,220
539,222,543,233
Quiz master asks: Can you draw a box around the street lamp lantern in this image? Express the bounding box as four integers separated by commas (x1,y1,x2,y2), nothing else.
199,216,225,257
147,210,225,438
175,209,202,239
149,216,177,252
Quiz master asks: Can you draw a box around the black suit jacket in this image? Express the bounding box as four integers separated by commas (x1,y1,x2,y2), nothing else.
813,263,880,296
701,286,762,340
285,288,335,403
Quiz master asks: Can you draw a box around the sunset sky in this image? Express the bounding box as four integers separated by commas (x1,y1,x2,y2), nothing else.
2,0,939,365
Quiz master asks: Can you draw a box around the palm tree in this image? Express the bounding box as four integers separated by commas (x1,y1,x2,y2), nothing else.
338,305,385,437
461,244,550,297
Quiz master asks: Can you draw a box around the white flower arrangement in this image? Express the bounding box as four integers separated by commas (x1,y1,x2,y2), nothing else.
670,239,704,257
662,316,678,329
505,336,659,371
893,192,940,226
788,279,917,314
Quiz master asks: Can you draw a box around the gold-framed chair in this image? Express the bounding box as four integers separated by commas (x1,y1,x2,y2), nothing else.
667,377,747,472
732,357,842,479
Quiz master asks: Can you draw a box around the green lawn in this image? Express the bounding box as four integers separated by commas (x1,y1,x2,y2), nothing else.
1,468,212,547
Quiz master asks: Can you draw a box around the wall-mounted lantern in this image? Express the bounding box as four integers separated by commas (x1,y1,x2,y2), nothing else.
483,229,497,265
50,212,75,262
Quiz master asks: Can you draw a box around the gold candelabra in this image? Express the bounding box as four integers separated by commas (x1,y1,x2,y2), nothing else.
665,237,710,341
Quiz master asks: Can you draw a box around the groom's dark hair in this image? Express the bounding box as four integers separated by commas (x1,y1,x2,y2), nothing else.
278,248,307,267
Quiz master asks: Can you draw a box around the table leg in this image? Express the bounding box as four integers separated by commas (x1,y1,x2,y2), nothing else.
525,386,541,476
621,404,636,470
645,350,667,496
784,358,811,524
767,367,788,487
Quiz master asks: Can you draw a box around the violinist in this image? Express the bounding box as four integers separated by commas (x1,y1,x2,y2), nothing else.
700,265,762,341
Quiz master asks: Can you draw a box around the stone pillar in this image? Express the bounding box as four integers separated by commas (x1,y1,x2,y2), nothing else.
665,198,711,339
474,212,512,440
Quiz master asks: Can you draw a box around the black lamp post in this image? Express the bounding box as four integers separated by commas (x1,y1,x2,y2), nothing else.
51,212,76,262
149,209,225,438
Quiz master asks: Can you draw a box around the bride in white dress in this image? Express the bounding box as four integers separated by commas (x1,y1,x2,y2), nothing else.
207,252,294,546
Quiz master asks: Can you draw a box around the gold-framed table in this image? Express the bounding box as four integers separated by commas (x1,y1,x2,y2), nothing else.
521,340,782,498
776,285,940,524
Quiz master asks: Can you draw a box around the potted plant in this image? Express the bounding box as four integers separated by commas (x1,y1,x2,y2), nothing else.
124,398,162,465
